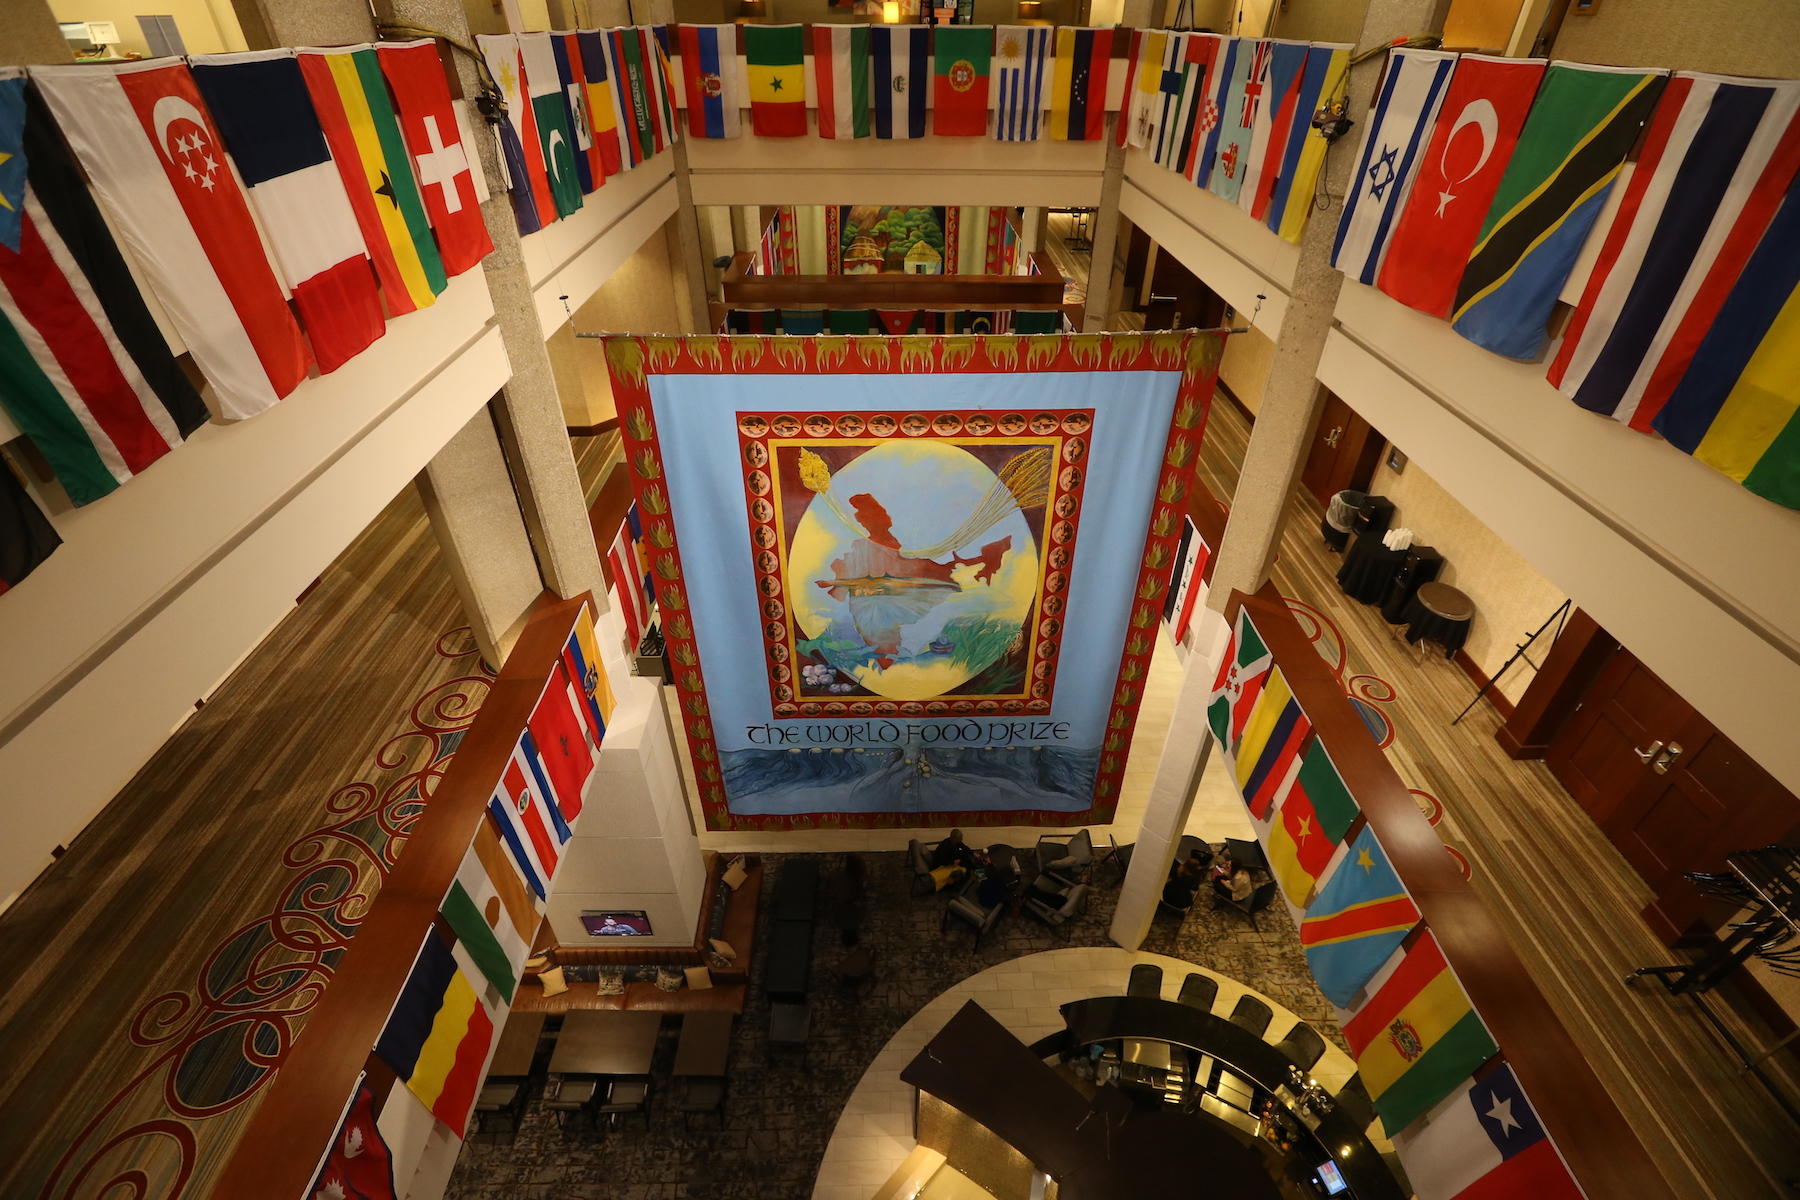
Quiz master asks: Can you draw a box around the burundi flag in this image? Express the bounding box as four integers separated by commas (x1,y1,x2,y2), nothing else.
813,24,869,140
1232,666,1311,820
933,26,991,137
1302,826,1421,1008
1392,1064,1585,1200
518,33,583,217
374,932,498,1137
440,842,534,1002
1451,62,1667,360
1341,930,1501,1136
1264,735,1358,908
745,24,806,137
1206,606,1273,746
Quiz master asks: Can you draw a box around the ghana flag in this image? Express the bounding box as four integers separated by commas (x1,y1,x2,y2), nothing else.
1265,734,1358,908
1342,930,1499,1136
297,46,445,315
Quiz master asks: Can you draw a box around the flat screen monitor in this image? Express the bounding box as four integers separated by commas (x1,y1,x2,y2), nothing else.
581,910,652,936
1316,1160,1348,1196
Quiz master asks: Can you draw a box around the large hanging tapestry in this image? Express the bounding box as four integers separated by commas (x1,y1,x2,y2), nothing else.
607,331,1224,830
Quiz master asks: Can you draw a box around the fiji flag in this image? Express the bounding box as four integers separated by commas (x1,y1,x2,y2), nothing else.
1392,1064,1585,1200
872,27,928,140
1301,826,1420,1007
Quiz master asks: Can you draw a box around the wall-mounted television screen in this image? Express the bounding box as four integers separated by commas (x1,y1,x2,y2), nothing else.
1316,1161,1348,1196
582,910,652,936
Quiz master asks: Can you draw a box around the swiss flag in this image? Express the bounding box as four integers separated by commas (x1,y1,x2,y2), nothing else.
379,41,494,277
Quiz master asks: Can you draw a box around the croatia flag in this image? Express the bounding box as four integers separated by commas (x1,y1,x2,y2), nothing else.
678,23,743,139
34,59,310,420
871,26,928,141
188,50,385,376
1391,1064,1585,1199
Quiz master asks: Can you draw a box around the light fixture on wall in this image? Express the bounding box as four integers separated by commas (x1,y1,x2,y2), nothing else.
1017,0,1042,16
740,0,765,15
883,0,901,20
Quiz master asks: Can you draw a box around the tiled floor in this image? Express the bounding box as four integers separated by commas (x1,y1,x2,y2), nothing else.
444,847,1342,1200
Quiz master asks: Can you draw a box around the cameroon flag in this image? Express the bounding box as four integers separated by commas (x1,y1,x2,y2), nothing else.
1264,735,1358,907
1342,930,1499,1135
745,25,806,137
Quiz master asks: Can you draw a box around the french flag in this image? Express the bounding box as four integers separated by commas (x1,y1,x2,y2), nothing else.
1391,1065,1585,1200
188,50,385,375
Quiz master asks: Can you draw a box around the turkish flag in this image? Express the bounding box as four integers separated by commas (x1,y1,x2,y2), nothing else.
307,1078,397,1200
1376,55,1546,318
379,40,494,276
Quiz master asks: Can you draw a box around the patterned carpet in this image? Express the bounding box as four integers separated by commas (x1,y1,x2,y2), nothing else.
445,847,1343,1200
0,486,491,1200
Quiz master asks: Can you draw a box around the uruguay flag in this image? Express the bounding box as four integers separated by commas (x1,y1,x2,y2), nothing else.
872,26,928,140
1391,1065,1585,1200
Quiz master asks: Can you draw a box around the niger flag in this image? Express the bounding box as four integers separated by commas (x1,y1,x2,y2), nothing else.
745,25,806,137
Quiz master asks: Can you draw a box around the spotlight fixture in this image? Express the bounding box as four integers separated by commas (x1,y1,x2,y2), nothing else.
883,0,901,21
1017,0,1043,15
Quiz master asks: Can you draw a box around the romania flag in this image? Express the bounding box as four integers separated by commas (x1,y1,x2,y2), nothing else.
1048,27,1113,142
1264,735,1358,907
375,933,498,1137
1342,930,1499,1135
745,24,806,137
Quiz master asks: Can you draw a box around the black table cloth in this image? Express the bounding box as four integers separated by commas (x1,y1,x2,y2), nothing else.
1402,591,1472,658
1337,532,1408,604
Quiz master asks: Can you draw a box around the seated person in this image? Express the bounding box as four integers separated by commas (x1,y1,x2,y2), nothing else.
1162,856,1206,911
1212,859,1254,905
931,829,972,870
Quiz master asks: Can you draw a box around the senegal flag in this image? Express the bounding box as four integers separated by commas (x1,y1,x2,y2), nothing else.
933,26,992,137
1342,930,1499,1135
746,24,806,137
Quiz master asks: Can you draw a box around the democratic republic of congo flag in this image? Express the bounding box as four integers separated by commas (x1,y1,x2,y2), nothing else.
1302,826,1421,1008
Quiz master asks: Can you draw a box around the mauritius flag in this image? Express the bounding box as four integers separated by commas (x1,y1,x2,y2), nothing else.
375,932,497,1137
1301,826,1420,1007
1207,607,1273,747
1342,930,1500,1136
1265,735,1358,908
933,27,991,137
1391,1064,1585,1200
745,24,806,137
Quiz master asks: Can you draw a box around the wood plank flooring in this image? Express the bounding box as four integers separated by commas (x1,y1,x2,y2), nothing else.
0,486,490,1200
1199,398,1800,1200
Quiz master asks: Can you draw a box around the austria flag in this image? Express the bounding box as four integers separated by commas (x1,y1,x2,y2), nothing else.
34,59,309,420
1391,1064,1585,1200
189,50,384,375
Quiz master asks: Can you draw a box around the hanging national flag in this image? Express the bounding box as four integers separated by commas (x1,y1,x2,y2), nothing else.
1240,40,1312,222
1267,42,1352,242
1550,74,1800,429
1170,33,1224,181
0,80,22,253
489,743,565,896
564,606,615,731
875,309,919,334
1302,826,1420,1008
814,24,870,140
526,659,597,821
0,77,208,506
377,41,494,277
679,23,743,139
606,518,649,654
1206,606,1273,746
440,842,532,1002
1392,1063,1584,1200
1332,47,1458,285
610,28,652,165
871,26,928,140
189,50,385,375
1375,55,1544,317
35,60,311,421
1119,31,1172,150
745,24,807,137
517,34,583,218
1231,668,1311,820
1652,168,1800,509
1,458,58,593
643,26,680,154
1149,34,1195,167
1048,27,1112,142
577,30,627,172
1190,35,1240,187
1341,930,1500,1135
305,1077,398,1200
1452,63,1667,359
1264,734,1355,907
548,33,595,194
476,35,550,232
297,47,446,316
374,932,497,1137
933,26,992,137
993,25,1050,143
1206,38,1267,204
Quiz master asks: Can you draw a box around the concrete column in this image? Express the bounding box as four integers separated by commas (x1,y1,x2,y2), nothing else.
415,409,544,670
669,141,713,332
0,0,72,66
228,0,374,47
1081,119,1129,332
1111,0,1446,948
733,205,759,257
1019,206,1046,259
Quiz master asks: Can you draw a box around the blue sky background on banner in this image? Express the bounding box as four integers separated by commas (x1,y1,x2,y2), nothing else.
651,369,1180,815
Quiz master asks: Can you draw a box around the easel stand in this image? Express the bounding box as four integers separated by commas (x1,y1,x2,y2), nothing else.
1451,598,1571,726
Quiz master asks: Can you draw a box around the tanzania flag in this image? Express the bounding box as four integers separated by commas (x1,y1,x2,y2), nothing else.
1452,63,1667,359
374,932,497,1136
933,26,991,137
745,25,806,137
518,33,582,217
1341,930,1500,1135
1207,606,1273,746
1265,735,1358,907
1302,826,1420,1007
1048,27,1112,142
1653,166,1800,509
1232,666,1311,819
297,46,445,315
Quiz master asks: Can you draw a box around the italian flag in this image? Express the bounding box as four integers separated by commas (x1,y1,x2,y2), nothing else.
932,26,992,137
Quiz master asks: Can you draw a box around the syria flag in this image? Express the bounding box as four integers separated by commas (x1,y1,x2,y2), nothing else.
378,40,494,276
34,60,310,419
1378,55,1547,319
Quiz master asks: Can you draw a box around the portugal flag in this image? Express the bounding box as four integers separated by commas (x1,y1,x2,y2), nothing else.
933,27,992,137
745,24,806,137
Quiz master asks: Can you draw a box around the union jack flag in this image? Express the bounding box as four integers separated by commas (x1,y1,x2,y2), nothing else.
1240,41,1273,128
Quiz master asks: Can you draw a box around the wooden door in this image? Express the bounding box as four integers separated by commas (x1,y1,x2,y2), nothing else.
1142,246,1226,332
1545,649,1689,824
1299,391,1384,507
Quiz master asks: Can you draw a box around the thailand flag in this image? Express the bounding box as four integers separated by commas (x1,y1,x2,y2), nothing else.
872,27,928,140
678,23,742,139
188,50,385,375
1391,1064,1585,1200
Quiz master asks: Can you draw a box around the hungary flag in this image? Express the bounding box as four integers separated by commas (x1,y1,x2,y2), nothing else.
746,24,806,137
1342,930,1500,1135
933,27,992,137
